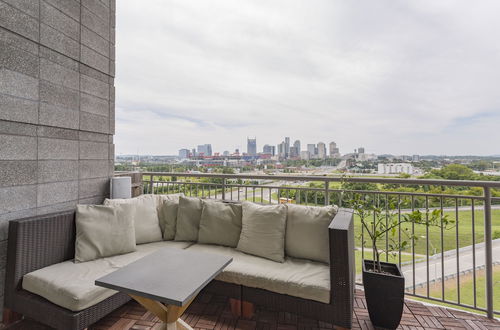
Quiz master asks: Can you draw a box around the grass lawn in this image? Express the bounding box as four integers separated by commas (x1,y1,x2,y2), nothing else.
355,250,423,274
353,209,500,256
413,266,500,314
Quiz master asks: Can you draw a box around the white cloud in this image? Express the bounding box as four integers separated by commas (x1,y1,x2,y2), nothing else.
115,0,500,156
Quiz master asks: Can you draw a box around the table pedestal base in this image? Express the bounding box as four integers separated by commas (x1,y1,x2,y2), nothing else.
130,294,194,330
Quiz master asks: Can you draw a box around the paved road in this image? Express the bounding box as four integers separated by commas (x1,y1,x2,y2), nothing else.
401,239,500,290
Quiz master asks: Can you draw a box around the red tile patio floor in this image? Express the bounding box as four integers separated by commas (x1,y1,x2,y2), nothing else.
5,290,500,329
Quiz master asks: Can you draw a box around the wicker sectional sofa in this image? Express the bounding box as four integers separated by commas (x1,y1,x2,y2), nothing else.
5,196,355,329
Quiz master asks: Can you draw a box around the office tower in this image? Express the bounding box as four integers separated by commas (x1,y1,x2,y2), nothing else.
247,137,257,156
197,144,213,156
223,151,230,156
317,142,326,159
307,144,316,157
277,142,286,158
263,144,275,156
178,149,190,159
284,137,290,158
358,147,365,154
300,151,310,160
293,140,301,153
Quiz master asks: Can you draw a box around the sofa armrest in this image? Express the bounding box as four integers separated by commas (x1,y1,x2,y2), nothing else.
5,211,76,307
328,208,355,327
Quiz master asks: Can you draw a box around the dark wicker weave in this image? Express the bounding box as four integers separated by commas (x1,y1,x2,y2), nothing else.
4,211,131,330
5,208,354,329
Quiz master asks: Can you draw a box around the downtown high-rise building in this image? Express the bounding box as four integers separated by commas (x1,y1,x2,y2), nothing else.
247,137,257,156
317,142,326,159
263,144,276,156
178,148,190,159
284,137,290,158
197,144,212,156
329,142,340,158
307,144,316,157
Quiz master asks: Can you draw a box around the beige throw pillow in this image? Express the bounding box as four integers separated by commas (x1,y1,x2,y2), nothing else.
174,196,203,242
198,200,242,247
104,196,162,244
236,202,287,263
75,204,136,263
285,204,338,264
159,197,181,240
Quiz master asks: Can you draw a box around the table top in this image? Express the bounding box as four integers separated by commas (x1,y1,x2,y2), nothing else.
95,247,232,306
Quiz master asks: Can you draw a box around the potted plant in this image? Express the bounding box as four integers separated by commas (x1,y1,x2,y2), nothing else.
350,196,451,329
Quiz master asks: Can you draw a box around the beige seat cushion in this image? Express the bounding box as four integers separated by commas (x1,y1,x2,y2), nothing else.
198,200,242,247
285,204,338,264
159,197,180,240
75,204,136,262
237,202,287,262
104,195,162,244
187,244,330,304
22,241,192,312
174,196,203,242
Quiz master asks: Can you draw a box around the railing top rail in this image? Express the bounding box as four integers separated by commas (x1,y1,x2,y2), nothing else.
139,171,500,188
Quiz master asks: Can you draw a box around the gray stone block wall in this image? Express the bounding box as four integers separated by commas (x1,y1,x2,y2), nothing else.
0,0,116,316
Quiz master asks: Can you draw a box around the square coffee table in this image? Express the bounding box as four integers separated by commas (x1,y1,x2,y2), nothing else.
96,247,232,330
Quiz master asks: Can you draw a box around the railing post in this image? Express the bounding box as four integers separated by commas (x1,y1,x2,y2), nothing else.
150,175,154,194
222,177,226,200
484,186,493,319
324,180,329,206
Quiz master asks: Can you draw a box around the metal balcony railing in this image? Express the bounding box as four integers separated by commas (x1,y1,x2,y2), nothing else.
135,171,500,318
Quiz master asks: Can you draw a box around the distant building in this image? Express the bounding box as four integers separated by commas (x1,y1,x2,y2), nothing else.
284,137,290,158
378,163,414,175
277,142,286,158
307,144,316,157
329,142,340,158
300,151,310,160
223,150,230,156
412,155,420,162
247,137,257,156
178,148,190,159
293,140,301,153
358,147,365,154
317,142,326,159
197,144,212,156
263,144,275,156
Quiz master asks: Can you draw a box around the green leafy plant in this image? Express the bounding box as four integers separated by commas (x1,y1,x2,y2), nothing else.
348,194,454,273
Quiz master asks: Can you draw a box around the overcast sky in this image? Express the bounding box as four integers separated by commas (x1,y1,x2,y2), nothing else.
115,0,500,156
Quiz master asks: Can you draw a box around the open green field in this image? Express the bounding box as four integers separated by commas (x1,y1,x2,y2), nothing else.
354,209,500,256
414,266,500,314
354,250,422,274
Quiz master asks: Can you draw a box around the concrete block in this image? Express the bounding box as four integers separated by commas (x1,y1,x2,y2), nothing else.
0,160,37,187
40,45,78,71
40,1,79,41
40,80,79,111
43,0,80,22
80,111,109,134
109,85,115,101
0,2,39,42
108,159,114,176
0,40,39,78
38,137,78,160
2,0,39,18
0,134,36,160
109,59,115,77
82,0,109,22
82,26,109,58
37,125,79,140
79,177,109,199
40,23,79,60
38,160,78,183
109,143,114,160
80,63,108,84
108,135,113,143
80,93,109,117
36,200,77,215
78,195,105,205
39,102,80,130
109,41,115,60
80,73,109,99
0,185,37,214
0,68,38,100
0,120,37,136
79,159,109,179
79,130,109,142
110,26,115,44
79,140,108,159
81,44,109,74
82,7,109,41
109,101,115,134
100,0,110,8
37,180,78,207
0,26,38,55
0,93,38,124
40,58,79,90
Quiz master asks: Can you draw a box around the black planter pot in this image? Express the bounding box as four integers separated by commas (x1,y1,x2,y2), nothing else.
362,259,405,329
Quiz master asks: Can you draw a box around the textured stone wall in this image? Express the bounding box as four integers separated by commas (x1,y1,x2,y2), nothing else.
0,0,116,314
